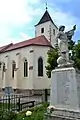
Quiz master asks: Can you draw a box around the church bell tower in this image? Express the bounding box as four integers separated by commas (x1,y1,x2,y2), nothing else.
35,7,58,47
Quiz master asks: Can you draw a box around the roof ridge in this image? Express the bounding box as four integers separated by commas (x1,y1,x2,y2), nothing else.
0,43,13,52
32,35,52,46
11,35,43,46
31,35,44,44
0,35,44,49
0,35,52,53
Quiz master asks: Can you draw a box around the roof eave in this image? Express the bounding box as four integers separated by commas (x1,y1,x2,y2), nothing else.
35,20,58,29
0,44,52,53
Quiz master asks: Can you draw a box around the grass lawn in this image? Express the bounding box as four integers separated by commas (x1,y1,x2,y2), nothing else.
17,102,49,120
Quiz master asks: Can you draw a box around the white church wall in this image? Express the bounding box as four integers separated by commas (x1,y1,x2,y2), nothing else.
33,46,51,89
0,46,34,90
18,46,34,89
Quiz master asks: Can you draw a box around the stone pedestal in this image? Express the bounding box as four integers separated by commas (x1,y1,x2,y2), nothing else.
45,67,80,120
50,67,79,110
44,108,80,120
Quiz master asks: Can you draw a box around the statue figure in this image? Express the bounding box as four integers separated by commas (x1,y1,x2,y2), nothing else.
55,25,76,67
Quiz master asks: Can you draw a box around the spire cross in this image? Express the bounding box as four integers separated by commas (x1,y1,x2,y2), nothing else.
46,2,48,10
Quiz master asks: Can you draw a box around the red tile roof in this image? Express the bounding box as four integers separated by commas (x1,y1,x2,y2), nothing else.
0,43,13,52
0,46,6,51
0,35,52,53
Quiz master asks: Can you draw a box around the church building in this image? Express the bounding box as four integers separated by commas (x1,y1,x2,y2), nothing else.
0,9,58,94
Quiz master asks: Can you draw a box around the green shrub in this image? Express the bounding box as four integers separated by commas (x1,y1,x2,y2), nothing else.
18,102,49,120
0,110,17,120
0,103,49,120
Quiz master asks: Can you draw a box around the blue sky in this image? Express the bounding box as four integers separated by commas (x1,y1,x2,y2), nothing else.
0,0,80,46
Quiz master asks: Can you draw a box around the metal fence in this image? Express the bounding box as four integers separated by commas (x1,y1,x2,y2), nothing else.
0,90,50,112
0,94,19,111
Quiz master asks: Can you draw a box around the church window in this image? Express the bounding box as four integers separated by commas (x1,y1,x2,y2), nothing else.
53,29,55,35
12,61,16,78
0,62,1,68
3,63,5,72
41,28,44,33
38,57,43,76
2,62,5,80
24,59,28,77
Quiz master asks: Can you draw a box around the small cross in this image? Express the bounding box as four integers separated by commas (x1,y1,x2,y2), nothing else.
46,2,48,10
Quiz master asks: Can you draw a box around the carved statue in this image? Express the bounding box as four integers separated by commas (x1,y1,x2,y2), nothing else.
55,25,76,67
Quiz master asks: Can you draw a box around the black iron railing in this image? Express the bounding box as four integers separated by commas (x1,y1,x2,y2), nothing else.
0,89,50,112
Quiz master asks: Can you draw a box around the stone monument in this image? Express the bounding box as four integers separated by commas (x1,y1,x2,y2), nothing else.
45,25,80,120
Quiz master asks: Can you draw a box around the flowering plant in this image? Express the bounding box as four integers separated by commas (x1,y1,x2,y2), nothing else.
25,111,32,116
47,105,55,114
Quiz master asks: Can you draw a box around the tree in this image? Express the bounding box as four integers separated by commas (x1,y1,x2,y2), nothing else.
46,41,80,78
73,43,80,70
68,40,75,50
68,40,75,60
45,48,58,78
68,40,80,70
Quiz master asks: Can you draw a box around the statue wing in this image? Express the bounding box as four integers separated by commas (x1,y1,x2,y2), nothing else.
65,25,76,41
65,30,75,41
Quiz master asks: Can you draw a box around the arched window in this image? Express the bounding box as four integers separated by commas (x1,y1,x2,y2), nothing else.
24,59,28,77
12,61,16,78
0,62,1,68
3,63,5,72
38,57,43,76
2,62,5,80
41,28,44,33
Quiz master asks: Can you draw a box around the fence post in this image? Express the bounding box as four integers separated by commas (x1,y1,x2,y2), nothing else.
32,101,34,107
44,89,48,102
17,97,21,111
8,95,10,111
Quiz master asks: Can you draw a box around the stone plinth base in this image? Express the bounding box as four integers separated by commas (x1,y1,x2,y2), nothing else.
47,66,80,119
50,67,79,110
44,108,80,120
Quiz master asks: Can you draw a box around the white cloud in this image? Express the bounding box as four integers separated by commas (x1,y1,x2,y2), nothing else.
0,0,28,25
20,32,31,40
0,0,41,46
0,0,40,25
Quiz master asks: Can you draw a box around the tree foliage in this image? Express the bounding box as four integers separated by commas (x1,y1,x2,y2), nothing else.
73,43,80,70
68,40,75,50
45,48,58,78
46,41,80,78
